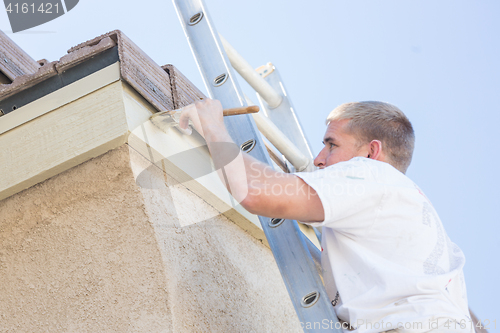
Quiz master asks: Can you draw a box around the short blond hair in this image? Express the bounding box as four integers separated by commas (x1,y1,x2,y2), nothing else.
326,101,415,173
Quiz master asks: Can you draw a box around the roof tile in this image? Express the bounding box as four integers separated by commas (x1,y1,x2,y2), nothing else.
0,30,40,81
0,61,57,102
70,30,174,112
162,64,205,109
0,30,175,113
56,37,116,73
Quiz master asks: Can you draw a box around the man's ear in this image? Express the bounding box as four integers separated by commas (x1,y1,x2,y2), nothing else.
367,140,383,160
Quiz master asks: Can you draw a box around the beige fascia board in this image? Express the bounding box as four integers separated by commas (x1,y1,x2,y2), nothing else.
0,62,121,136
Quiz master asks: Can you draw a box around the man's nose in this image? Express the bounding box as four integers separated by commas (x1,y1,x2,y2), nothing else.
314,148,326,168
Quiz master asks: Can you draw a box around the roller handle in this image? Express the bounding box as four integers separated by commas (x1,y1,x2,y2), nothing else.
223,105,259,116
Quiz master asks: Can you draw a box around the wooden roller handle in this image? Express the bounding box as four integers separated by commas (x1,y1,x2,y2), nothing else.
222,105,259,116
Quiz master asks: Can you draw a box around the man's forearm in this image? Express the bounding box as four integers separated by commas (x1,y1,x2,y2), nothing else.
204,130,275,206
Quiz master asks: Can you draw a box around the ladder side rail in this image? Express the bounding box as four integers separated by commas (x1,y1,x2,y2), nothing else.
221,37,315,169
173,1,340,331
256,64,315,164
253,106,311,171
305,235,322,277
244,93,311,172
220,35,282,108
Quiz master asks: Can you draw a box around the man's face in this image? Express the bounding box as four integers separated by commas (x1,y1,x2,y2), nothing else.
314,119,365,169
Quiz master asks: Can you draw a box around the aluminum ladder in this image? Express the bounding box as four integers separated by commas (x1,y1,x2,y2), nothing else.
173,0,341,331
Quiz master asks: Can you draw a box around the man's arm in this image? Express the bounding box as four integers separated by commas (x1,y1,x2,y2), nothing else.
179,99,325,222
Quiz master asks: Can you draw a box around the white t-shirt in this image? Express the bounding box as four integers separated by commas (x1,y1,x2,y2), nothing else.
295,157,470,333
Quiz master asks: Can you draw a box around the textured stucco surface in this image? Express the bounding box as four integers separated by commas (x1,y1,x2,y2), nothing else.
0,144,301,332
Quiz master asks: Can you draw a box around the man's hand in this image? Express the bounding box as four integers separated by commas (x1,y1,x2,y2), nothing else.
178,99,229,141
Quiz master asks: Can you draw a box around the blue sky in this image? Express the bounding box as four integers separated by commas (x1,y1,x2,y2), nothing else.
2,0,498,324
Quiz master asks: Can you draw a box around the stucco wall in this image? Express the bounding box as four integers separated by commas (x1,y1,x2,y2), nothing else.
0,144,301,332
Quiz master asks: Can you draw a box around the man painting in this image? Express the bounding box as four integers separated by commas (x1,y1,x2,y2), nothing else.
179,99,472,333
